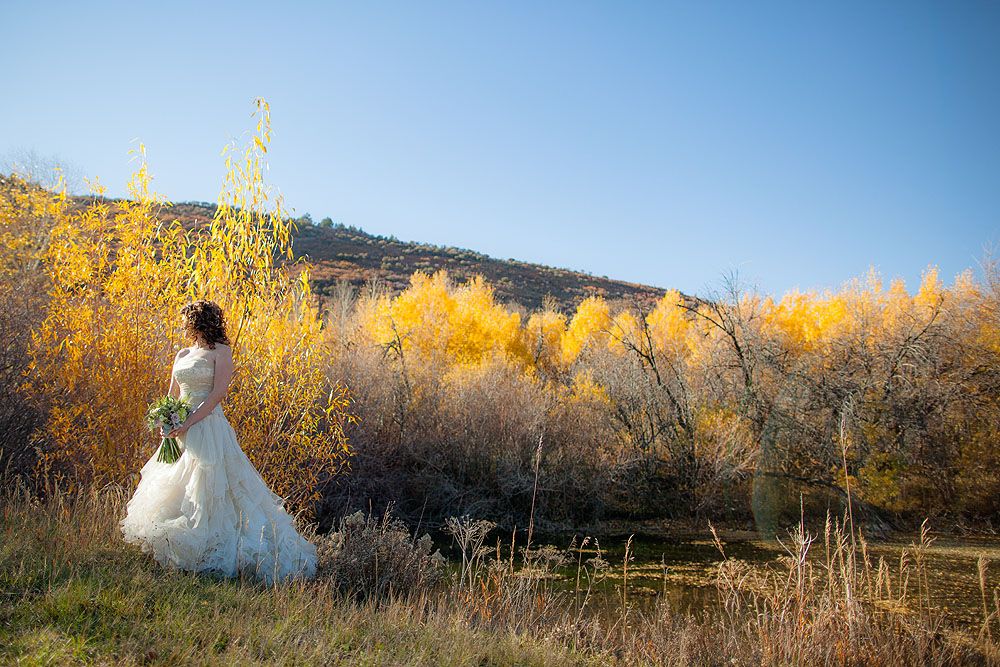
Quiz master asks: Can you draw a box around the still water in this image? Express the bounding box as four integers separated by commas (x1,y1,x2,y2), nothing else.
531,530,1000,627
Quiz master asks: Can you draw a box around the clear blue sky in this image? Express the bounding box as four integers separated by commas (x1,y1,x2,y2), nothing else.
2,1,998,297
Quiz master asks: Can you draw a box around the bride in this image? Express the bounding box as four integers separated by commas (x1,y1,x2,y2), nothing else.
121,300,317,582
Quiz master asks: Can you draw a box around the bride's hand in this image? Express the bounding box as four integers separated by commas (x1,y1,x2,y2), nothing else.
166,422,192,438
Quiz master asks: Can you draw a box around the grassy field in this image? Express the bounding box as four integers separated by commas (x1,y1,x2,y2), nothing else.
0,484,584,666
3,481,998,666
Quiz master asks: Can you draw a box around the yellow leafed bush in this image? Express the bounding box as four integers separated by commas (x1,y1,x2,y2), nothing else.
4,102,1000,526
22,99,353,513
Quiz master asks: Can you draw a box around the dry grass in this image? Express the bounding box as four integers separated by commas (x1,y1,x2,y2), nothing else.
0,482,582,666
2,479,996,666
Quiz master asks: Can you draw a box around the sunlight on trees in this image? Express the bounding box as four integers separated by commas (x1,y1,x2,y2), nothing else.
9,100,353,513
2,102,998,524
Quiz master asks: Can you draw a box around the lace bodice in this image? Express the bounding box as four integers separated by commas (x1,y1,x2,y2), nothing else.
173,347,216,403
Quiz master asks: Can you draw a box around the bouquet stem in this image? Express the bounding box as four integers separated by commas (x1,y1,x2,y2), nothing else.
157,437,182,464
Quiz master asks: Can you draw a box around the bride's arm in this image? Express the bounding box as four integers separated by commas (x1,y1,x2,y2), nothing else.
168,348,186,398
167,345,234,436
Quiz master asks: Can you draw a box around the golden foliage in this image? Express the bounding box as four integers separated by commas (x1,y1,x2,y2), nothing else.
4,105,999,523
0,174,66,279
345,261,1000,518
16,100,353,513
361,270,527,367
560,295,611,364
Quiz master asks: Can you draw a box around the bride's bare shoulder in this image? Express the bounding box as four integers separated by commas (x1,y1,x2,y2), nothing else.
175,347,192,359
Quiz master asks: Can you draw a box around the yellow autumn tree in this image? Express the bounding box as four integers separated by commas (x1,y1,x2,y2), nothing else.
762,290,850,354
27,99,353,513
645,289,687,346
524,308,568,375
361,270,527,367
0,174,66,279
560,295,611,364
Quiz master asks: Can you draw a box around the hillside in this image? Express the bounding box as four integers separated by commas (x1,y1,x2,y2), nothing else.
165,201,668,311
2,176,671,310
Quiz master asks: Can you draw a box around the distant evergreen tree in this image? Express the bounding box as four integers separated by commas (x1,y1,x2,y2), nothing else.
319,217,334,228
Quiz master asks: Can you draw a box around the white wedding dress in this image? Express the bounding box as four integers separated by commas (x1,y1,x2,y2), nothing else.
121,346,317,583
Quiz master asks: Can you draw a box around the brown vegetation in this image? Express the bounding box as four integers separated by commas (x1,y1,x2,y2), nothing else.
2,479,996,665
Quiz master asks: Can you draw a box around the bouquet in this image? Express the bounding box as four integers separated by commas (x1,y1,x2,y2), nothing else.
145,395,192,464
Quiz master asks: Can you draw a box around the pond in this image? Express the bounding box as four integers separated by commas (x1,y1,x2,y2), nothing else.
519,529,1000,628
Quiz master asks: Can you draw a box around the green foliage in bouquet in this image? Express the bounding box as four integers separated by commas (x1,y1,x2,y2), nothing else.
145,396,192,464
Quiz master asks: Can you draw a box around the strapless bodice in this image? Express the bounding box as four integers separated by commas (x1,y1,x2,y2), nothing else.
173,348,215,403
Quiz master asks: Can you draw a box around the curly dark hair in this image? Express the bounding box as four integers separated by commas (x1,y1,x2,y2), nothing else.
181,300,230,349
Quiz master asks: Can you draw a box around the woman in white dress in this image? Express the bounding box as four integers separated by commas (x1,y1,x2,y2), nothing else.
121,300,317,583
